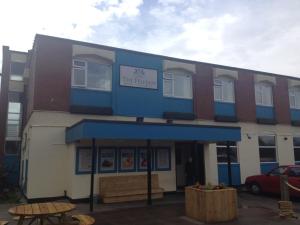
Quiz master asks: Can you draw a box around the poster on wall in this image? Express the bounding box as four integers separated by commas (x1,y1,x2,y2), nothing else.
77,148,92,173
137,148,154,171
119,148,136,171
156,147,171,171
99,148,116,173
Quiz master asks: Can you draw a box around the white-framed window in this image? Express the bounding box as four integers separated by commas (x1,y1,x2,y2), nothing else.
293,137,300,162
258,135,277,162
6,102,21,140
163,70,193,99
213,77,235,103
216,142,238,163
289,86,300,109
72,59,112,91
255,82,273,106
10,62,25,81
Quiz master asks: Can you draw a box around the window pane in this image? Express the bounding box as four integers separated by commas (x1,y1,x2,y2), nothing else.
290,91,296,108
87,62,112,90
259,136,275,146
288,167,300,177
10,62,25,75
73,68,86,86
270,167,286,175
214,85,222,101
216,141,236,146
73,60,86,67
174,76,184,97
293,137,300,146
163,79,173,96
8,113,20,120
262,85,273,106
259,147,276,162
294,148,300,161
10,75,23,81
255,85,262,105
217,147,238,163
5,141,20,155
8,102,21,113
6,124,20,138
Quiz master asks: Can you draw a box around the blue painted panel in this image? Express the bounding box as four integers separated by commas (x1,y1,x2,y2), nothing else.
291,109,300,121
256,106,275,119
163,97,193,113
4,155,20,185
218,163,241,185
260,162,279,174
113,50,193,118
66,120,241,143
214,102,236,116
70,88,112,107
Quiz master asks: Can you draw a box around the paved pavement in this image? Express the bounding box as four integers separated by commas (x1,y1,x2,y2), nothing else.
1,192,300,224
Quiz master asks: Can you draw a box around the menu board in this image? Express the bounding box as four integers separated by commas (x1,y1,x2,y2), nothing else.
99,148,116,172
78,148,92,172
156,148,171,170
119,148,136,171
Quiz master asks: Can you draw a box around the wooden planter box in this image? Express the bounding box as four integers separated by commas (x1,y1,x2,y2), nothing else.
185,186,238,223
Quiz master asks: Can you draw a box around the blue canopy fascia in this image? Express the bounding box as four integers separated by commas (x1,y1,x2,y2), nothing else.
65,119,241,143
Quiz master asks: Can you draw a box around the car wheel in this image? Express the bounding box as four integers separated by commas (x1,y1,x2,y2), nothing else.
250,183,261,194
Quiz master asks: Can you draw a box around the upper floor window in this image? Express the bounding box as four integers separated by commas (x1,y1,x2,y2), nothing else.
255,82,273,107
163,70,192,99
72,59,112,91
6,102,21,140
10,62,25,81
289,86,300,109
214,77,235,103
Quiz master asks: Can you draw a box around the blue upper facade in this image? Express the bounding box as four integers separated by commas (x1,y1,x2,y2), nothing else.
70,49,193,119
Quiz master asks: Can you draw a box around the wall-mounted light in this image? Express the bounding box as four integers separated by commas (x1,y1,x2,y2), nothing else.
246,134,251,140
284,137,288,141
136,117,144,123
166,119,173,124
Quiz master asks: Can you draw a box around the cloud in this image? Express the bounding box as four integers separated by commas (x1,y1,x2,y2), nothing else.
0,0,143,71
1,0,300,77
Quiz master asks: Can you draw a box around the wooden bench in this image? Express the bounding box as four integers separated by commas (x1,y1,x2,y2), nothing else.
72,215,95,225
0,221,8,225
99,174,164,203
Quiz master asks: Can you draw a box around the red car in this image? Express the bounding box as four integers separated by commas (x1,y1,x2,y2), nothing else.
245,165,300,197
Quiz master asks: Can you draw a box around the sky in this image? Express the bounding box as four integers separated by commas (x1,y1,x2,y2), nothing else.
0,0,300,77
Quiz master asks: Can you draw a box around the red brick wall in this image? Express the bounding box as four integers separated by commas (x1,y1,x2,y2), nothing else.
274,77,291,124
0,46,10,160
194,64,214,120
32,36,72,112
235,70,256,122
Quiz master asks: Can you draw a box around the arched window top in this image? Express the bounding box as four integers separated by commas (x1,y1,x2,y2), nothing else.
163,69,193,99
214,76,235,103
289,85,300,109
73,54,113,65
255,81,273,107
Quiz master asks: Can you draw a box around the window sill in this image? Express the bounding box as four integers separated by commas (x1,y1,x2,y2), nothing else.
214,100,235,104
71,86,112,92
163,95,193,100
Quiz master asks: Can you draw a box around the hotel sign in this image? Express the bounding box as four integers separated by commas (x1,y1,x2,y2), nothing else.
120,65,158,89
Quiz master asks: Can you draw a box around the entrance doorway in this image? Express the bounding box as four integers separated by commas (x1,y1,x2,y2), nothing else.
175,142,205,191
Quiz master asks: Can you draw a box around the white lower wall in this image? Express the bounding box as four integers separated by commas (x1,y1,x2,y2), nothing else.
22,111,300,199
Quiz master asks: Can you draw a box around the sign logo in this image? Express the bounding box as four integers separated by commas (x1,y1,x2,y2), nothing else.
120,65,157,89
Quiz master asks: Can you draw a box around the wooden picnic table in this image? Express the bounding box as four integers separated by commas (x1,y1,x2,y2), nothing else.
8,202,76,225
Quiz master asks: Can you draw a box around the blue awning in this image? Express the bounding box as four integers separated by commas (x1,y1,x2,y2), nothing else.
65,119,241,143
